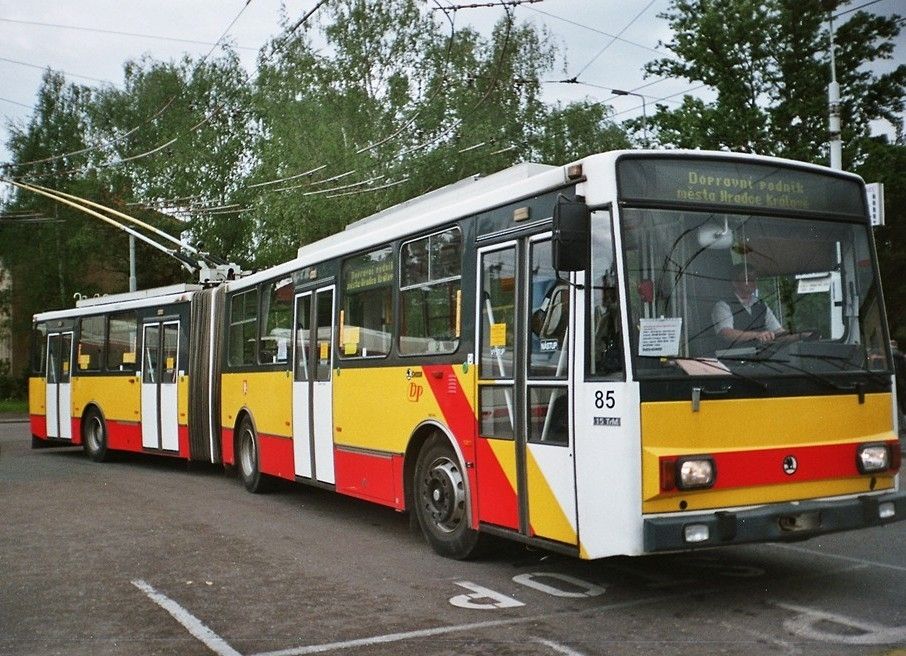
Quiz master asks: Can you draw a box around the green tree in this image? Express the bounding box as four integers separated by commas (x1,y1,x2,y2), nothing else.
89,51,254,264
645,0,905,165
858,140,906,343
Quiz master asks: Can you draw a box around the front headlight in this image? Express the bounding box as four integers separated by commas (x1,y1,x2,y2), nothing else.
676,457,716,490
857,443,890,473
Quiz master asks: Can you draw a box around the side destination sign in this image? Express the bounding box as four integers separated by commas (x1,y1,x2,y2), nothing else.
617,156,865,219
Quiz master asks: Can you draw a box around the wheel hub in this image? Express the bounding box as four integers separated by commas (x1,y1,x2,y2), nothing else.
423,458,465,533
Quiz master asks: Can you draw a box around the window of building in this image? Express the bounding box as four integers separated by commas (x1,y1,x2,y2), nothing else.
399,228,462,355
77,316,105,372
106,311,138,371
340,246,393,358
259,277,293,364
228,289,259,366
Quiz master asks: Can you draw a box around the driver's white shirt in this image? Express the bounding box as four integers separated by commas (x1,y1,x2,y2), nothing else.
712,294,781,334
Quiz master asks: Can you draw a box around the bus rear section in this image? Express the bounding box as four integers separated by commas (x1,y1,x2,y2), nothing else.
593,153,904,555
29,286,222,463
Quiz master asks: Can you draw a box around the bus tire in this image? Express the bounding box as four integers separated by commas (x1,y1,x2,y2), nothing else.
237,416,269,493
83,408,109,463
413,434,480,559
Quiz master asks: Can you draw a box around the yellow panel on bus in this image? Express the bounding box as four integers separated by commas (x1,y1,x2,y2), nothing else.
333,364,475,453
221,371,292,437
70,375,141,423
641,393,897,513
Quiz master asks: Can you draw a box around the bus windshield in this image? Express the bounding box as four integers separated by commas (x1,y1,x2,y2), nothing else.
620,208,890,379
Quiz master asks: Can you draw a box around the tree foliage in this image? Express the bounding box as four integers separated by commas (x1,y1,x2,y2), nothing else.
645,0,905,164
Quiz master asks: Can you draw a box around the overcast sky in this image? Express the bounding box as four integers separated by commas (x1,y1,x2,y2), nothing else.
0,0,903,169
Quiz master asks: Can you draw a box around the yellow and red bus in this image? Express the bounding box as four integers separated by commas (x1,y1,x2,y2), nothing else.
30,150,905,559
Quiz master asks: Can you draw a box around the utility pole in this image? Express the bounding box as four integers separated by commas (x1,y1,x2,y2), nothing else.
129,235,137,292
611,89,648,147
824,1,843,170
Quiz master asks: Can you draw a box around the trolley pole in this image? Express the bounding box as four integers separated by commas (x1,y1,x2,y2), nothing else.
826,6,843,170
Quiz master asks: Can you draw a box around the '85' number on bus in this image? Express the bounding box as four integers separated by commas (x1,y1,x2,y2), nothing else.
594,390,616,409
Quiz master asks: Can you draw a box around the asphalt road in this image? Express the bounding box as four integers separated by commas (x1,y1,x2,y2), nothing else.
1,420,905,656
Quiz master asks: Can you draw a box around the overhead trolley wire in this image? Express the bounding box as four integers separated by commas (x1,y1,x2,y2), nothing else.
2,0,256,174
572,0,658,80
0,17,259,51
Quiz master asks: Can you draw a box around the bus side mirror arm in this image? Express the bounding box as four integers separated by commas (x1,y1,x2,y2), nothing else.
552,196,590,272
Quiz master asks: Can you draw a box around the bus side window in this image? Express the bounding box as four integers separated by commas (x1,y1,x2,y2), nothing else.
399,228,462,356
32,323,48,375
228,289,258,366
78,316,105,372
259,278,293,365
589,210,624,379
106,311,138,372
340,246,394,359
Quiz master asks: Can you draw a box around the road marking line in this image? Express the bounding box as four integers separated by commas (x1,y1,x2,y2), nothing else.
131,579,242,656
768,543,906,574
718,620,802,654
250,594,677,656
775,601,906,645
533,637,587,656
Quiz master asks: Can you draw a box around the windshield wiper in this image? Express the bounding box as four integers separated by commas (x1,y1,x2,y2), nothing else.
719,354,863,397
792,351,890,387
641,355,769,392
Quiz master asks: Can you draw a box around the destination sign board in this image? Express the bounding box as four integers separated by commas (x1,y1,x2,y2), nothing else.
617,157,865,219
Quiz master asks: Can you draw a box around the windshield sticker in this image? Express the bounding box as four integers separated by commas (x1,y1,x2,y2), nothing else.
675,358,731,376
797,277,831,294
639,318,683,357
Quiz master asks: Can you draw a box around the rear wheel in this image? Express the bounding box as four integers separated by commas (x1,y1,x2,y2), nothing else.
413,434,480,559
83,408,108,462
237,416,269,493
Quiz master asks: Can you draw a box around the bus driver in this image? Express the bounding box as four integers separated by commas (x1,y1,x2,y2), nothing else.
712,263,787,347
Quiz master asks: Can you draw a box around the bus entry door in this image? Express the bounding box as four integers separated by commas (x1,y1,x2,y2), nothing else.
475,236,578,548
45,331,73,440
293,286,336,483
141,321,180,452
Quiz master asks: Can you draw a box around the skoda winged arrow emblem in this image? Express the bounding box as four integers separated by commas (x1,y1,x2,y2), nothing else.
782,455,798,475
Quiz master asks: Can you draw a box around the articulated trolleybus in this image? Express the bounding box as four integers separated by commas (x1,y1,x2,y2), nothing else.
30,150,905,559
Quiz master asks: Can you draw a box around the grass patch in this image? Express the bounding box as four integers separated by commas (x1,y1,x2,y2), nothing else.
0,398,27,414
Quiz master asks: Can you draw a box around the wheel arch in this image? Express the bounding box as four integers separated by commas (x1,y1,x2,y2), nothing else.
404,420,474,525
232,407,256,461
80,401,106,441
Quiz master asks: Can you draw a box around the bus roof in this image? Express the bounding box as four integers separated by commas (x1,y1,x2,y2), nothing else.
226,149,867,292
34,285,199,322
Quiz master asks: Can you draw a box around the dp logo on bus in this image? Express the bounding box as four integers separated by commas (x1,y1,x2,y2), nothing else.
782,455,798,475
408,382,424,403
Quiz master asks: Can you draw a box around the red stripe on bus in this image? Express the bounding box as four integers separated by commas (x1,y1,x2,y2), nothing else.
29,414,46,438
107,420,143,452
661,440,898,491
422,364,481,526
257,432,295,481
220,428,235,465
335,448,405,510
475,437,520,530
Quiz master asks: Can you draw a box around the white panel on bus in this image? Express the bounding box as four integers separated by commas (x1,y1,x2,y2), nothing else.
160,382,179,452
313,381,334,484
141,382,158,449
58,382,72,440
293,381,312,479
46,383,58,439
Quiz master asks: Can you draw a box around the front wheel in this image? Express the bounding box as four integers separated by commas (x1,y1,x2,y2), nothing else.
237,417,269,493
83,408,109,462
413,434,481,559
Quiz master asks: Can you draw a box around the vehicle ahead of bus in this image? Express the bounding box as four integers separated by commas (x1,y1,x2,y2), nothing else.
30,150,905,560
30,284,222,464
216,150,903,559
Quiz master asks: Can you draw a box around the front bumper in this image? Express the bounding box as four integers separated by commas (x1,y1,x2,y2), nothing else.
643,491,906,553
